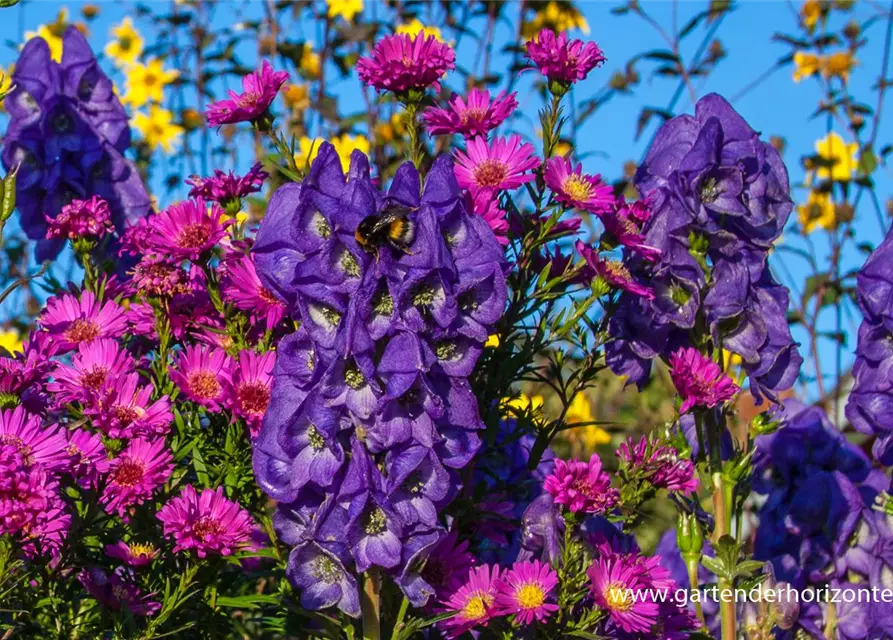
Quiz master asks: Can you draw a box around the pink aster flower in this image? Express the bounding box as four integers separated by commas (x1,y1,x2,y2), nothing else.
66,429,109,488
668,347,740,414
101,438,174,517
587,554,660,633
89,373,173,439
575,241,655,300
454,135,539,197
617,437,699,494
544,156,614,213
105,540,159,567
543,453,619,514
157,485,260,558
493,560,559,624
170,344,232,412
221,254,287,330
0,448,56,539
357,33,456,94
526,29,606,86
597,198,661,262
438,564,501,639
185,162,268,209
48,338,134,405
119,217,153,257
224,350,274,436
204,60,289,126
466,191,509,245
423,88,518,138
45,196,114,241
80,567,161,616
39,291,127,353
128,255,191,298
23,499,70,558
144,197,230,261
419,531,476,601
0,406,70,473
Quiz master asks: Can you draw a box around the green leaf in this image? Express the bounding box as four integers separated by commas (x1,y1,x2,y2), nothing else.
214,594,280,609
860,144,878,176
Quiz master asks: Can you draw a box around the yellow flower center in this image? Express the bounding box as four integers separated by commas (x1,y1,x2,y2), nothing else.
562,174,592,202
604,581,632,612
129,543,156,558
462,594,491,620
517,583,545,610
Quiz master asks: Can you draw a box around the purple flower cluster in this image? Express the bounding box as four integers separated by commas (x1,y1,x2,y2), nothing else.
251,143,506,613
607,93,802,402
846,226,893,463
753,400,892,638
2,27,150,260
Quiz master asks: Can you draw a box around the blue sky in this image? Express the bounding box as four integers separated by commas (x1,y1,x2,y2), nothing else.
2,0,890,400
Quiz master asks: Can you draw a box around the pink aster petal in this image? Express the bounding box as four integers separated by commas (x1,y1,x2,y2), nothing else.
668,347,740,414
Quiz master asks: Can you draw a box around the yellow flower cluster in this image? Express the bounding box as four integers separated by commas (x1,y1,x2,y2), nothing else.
796,132,859,235
798,190,836,234
0,329,23,355
500,391,611,455
294,134,371,172
396,19,443,42
522,1,589,38
793,50,856,83
24,9,72,63
327,0,363,21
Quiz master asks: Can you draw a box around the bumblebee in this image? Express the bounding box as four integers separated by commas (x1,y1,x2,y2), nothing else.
355,203,416,257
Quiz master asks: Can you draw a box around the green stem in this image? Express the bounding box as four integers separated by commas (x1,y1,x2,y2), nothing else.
361,570,381,640
682,552,705,626
390,596,409,640
403,103,425,170
718,577,737,640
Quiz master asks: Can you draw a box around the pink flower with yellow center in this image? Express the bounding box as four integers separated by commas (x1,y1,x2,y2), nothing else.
544,156,614,213
39,291,127,353
668,346,740,414
438,564,501,639
144,197,231,261
587,553,660,633
170,344,233,412
575,240,655,300
454,135,539,198
423,88,518,138
493,560,559,624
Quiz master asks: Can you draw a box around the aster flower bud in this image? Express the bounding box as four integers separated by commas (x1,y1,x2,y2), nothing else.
676,512,704,557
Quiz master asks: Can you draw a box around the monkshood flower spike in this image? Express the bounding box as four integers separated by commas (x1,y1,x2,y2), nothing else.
252,142,506,610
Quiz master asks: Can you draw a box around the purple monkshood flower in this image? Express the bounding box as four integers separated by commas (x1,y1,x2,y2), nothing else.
205,60,289,126
186,162,268,209
543,454,618,514
416,531,476,601
286,541,361,618
525,29,606,87
357,33,455,95
544,156,613,213
668,347,739,414
422,88,518,138
576,240,655,299
45,196,114,241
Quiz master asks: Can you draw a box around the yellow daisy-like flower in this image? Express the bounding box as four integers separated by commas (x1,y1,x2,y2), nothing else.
801,0,822,30
132,106,184,153
793,51,820,82
396,19,443,42
502,393,545,424
822,51,856,83
283,83,310,111
485,334,500,348
374,113,407,144
25,20,68,62
522,1,589,38
300,43,321,79
0,329,23,355
124,58,179,109
566,393,610,448
327,0,363,21
0,66,14,110
814,132,859,182
104,18,144,68
295,134,371,173
797,190,837,234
